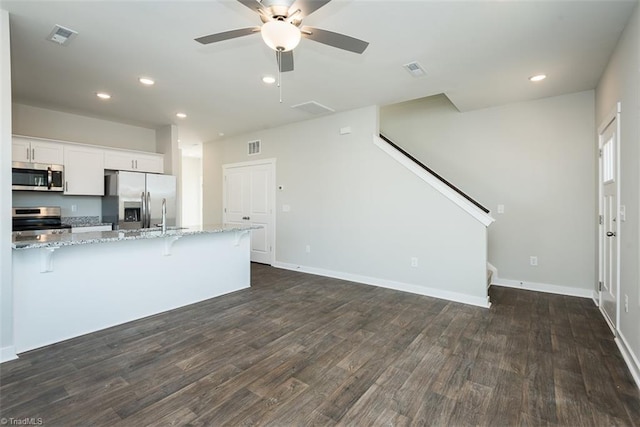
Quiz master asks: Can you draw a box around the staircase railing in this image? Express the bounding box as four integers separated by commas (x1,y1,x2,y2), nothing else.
378,133,490,214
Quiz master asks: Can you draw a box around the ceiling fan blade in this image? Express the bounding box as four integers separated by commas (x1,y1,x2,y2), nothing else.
290,0,332,17
302,27,369,54
277,50,294,72
235,0,268,15
195,27,260,45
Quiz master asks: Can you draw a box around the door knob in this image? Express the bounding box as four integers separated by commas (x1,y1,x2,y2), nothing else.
606,231,616,237
242,216,250,220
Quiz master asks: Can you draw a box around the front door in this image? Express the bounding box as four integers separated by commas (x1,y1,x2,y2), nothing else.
599,109,619,331
223,160,275,264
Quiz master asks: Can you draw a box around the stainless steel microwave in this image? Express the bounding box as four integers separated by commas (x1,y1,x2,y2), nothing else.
12,161,64,192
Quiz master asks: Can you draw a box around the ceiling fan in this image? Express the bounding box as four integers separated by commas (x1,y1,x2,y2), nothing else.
195,0,369,73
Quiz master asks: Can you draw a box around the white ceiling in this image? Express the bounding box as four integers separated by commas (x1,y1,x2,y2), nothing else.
2,0,636,148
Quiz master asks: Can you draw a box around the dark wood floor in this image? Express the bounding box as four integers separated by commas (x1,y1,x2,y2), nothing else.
1,263,639,426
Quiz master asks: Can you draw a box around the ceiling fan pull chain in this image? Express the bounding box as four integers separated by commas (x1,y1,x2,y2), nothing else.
278,48,283,103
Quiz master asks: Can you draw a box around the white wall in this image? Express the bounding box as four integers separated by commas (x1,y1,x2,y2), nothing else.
203,106,489,306
181,155,202,227
381,91,596,295
12,103,156,151
203,140,224,225
595,0,640,384
1,9,15,362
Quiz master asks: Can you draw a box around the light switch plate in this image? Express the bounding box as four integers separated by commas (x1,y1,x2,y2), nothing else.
282,204,291,212
620,205,626,221
497,204,505,214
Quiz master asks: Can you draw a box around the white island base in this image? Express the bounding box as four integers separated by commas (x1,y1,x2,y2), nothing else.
12,229,251,354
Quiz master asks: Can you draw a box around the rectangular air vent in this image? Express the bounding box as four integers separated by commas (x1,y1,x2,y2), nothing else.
403,61,427,78
291,101,335,115
47,25,78,46
248,140,261,156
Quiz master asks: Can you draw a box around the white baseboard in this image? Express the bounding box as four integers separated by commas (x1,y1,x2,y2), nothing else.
491,278,593,299
273,261,491,308
616,331,640,389
1,346,18,363
592,291,599,307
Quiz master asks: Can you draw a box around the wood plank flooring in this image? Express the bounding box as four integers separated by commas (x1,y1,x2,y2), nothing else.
1,263,639,426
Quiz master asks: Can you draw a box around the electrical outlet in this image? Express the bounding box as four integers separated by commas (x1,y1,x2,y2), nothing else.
282,204,291,212
71,204,78,212
530,256,538,266
497,204,505,214
305,245,311,253
625,294,629,313
410,257,418,267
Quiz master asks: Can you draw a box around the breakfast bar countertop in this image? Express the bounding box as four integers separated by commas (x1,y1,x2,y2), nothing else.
12,224,260,249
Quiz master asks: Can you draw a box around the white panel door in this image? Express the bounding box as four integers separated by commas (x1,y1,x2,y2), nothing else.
223,160,275,265
599,114,619,331
224,169,247,225
248,165,272,262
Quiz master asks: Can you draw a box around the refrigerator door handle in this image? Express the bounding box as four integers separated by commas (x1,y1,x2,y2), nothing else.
146,192,151,229
141,192,146,228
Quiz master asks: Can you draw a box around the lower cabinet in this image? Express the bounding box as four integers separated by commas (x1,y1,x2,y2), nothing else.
64,146,104,196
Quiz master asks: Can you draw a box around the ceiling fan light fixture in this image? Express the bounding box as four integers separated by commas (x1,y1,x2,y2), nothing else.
261,20,301,52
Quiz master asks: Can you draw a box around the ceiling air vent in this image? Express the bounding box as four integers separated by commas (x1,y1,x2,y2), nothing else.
47,25,78,46
403,61,426,78
291,101,335,115
248,140,261,156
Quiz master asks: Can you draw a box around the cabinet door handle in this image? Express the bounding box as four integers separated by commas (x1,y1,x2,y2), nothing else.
135,160,138,169
131,160,135,169
65,181,68,192
26,147,30,160
32,148,35,161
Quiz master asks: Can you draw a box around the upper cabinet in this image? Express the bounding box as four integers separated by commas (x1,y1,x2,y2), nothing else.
12,137,64,165
12,135,166,196
104,149,164,174
64,145,104,196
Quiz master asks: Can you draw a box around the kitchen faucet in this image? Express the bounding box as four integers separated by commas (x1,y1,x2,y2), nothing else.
155,198,167,233
161,198,167,233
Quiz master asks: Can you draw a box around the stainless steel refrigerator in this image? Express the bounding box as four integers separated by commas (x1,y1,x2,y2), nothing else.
102,171,177,230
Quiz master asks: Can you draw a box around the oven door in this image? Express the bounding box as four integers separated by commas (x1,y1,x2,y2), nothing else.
12,162,64,191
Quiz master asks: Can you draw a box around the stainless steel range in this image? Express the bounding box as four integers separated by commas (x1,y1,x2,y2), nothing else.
12,206,72,241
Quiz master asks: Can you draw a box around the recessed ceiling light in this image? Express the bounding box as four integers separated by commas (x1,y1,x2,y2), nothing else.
139,77,155,86
96,92,111,100
262,76,276,84
529,74,547,82
176,112,187,119
218,132,225,137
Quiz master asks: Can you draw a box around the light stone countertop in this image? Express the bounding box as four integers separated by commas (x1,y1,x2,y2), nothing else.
12,224,261,250
61,216,111,228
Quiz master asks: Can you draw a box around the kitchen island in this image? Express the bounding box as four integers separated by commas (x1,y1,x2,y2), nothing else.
11,224,258,355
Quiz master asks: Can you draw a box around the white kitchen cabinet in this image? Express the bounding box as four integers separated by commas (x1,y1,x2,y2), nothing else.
104,149,164,174
12,136,64,164
64,145,104,196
